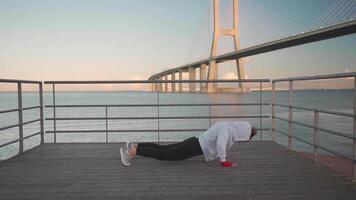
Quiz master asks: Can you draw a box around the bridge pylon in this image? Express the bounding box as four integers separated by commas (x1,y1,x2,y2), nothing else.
206,0,246,93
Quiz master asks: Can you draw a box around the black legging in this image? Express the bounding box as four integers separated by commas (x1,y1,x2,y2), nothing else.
136,137,203,161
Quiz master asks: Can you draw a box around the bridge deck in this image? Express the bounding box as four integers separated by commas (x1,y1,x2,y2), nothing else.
0,141,355,200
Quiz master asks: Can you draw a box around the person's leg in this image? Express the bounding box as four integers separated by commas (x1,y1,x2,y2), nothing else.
137,137,194,149
138,142,181,149
135,137,202,161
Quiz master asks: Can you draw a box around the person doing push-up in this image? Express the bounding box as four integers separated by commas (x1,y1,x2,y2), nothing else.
120,121,257,167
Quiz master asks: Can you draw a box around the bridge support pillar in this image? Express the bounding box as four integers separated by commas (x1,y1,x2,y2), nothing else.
171,73,176,92
151,81,155,92
155,77,161,91
159,76,163,92
200,63,207,92
189,66,196,92
179,69,183,92
236,59,245,92
164,76,168,92
207,60,218,93
208,0,245,93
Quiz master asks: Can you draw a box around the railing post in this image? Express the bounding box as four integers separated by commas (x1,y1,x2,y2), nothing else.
260,82,263,141
353,77,356,182
157,90,160,142
17,83,23,154
313,110,319,162
52,84,57,143
105,106,108,143
271,81,276,142
39,83,45,144
288,80,293,149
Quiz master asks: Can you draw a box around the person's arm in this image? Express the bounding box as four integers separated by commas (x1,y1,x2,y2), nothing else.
216,129,229,162
216,128,236,167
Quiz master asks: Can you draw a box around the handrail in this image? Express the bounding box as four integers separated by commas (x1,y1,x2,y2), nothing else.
46,115,270,121
273,72,356,82
46,128,270,134
0,79,42,84
44,79,270,84
45,103,270,108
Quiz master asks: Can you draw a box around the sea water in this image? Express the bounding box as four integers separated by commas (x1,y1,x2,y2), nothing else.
0,90,353,160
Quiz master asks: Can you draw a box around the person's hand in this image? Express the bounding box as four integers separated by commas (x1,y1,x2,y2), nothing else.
220,161,237,167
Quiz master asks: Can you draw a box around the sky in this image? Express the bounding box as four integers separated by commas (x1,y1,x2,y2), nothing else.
0,0,355,90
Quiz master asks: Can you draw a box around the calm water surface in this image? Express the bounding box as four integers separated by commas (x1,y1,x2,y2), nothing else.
0,90,353,160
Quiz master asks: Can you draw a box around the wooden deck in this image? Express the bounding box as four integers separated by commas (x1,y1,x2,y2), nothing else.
0,141,355,200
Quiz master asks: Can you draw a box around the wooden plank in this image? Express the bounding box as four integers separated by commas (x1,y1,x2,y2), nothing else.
0,142,355,200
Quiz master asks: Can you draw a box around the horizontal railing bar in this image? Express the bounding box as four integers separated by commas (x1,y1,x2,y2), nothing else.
274,103,353,117
46,129,207,133
0,123,19,131
45,103,271,108
274,116,314,129
0,131,42,149
44,79,270,84
273,72,356,82
0,79,42,84
0,106,41,114
0,119,41,131
46,115,270,121
273,116,289,122
22,119,41,126
273,128,352,161
274,128,314,146
22,106,41,111
274,116,354,140
291,119,315,129
46,128,270,133
317,127,354,140
274,103,310,110
0,108,18,114
316,143,353,161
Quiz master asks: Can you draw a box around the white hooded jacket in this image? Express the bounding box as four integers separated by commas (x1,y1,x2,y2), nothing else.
198,121,252,162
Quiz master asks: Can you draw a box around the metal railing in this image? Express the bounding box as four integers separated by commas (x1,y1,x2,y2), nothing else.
1,74,355,181
43,79,270,143
271,72,356,181
0,79,44,154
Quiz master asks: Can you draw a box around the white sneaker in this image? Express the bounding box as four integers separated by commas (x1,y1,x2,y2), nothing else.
120,147,132,167
126,142,135,151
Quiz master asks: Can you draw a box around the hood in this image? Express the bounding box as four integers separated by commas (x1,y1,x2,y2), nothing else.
231,121,252,141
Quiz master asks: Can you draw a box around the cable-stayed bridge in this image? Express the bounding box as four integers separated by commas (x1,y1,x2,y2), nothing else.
148,0,356,93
